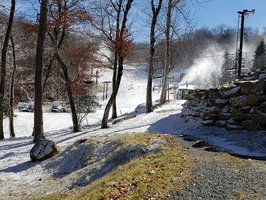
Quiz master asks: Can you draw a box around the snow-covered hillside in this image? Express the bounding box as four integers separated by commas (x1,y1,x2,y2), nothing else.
3,64,160,138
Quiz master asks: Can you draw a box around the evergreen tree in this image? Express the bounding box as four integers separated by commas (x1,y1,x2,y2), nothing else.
221,49,234,83
253,39,266,69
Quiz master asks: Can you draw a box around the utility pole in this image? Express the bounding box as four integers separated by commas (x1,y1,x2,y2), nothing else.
237,9,255,78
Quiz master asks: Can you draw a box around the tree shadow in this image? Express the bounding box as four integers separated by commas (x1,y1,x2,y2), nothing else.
0,141,33,151
44,137,150,189
45,139,121,179
72,143,147,188
0,161,36,173
0,152,15,161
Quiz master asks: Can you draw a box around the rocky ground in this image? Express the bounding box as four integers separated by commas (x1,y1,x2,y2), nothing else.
172,137,266,200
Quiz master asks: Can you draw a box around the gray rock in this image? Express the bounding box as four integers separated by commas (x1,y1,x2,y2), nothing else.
242,120,262,131
235,80,265,95
202,120,215,126
230,95,248,108
226,124,244,130
222,105,231,113
214,99,228,106
259,102,266,113
259,73,266,80
240,106,251,113
242,76,257,81
215,120,227,127
30,139,58,162
219,112,232,120
220,86,240,98
233,112,250,122
252,108,266,124
247,95,266,106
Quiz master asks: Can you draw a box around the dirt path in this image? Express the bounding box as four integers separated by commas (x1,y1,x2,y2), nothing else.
172,138,266,200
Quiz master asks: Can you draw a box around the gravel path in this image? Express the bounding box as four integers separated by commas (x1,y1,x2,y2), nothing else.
172,138,266,200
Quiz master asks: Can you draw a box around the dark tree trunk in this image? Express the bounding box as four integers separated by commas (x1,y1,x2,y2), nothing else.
146,0,163,113
112,52,118,119
9,35,16,138
42,53,56,90
102,56,124,128
111,0,122,120
160,0,172,105
0,0,15,140
57,54,79,132
34,0,48,142
101,0,134,128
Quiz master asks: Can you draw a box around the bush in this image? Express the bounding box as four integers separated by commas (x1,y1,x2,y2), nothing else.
74,94,100,128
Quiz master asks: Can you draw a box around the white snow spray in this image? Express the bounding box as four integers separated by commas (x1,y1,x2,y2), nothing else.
180,41,256,89
180,44,224,89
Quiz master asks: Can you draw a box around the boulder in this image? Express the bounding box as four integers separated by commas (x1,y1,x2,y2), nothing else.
201,120,215,126
252,108,266,124
242,76,257,81
226,123,244,130
259,73,266,80
232,112,250,122
242,120,262,131
235,80,265,95
230,95,248,108
30,139,58,162
240,106,251,113
215,120,226,127
208,88,220,98
219,112,232,120
214,98,229,106
220,86,240,98
247,95,266,106
222,105,231,113
203,113,219,120
259,102,266,113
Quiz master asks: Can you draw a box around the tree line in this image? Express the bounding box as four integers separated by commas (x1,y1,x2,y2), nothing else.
0,0,265,141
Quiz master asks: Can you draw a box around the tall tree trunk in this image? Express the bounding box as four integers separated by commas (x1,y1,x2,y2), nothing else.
111,0,122,120
57,54,79,132
101,0,133,127
42,53,56,90
102,56,124,128
160,0,172,105
0,0,15,140
112,52,118,119
9,35,16,138
146,0,163,113
34,0,48,142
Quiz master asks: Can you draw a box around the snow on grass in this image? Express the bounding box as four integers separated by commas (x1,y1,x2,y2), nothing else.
0,64,266,199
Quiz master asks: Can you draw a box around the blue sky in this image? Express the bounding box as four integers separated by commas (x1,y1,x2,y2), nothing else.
2,0,266,41
195,0,266,32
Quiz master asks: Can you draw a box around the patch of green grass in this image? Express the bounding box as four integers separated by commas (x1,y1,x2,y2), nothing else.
41,133,195,200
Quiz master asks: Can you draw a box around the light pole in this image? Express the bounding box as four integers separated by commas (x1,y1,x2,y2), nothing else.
237,9,255,78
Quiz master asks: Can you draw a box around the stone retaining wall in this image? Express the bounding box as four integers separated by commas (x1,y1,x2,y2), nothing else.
182,68,266,131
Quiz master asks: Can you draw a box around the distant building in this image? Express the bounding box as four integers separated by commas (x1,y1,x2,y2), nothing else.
177,84,197,99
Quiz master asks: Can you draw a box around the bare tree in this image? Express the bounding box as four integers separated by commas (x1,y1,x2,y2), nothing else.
9,35,16,138
160,0,177,104
46,0,91,132
33,0,48,142
0,0,15,140
146,0,163,113
101,0,134,128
